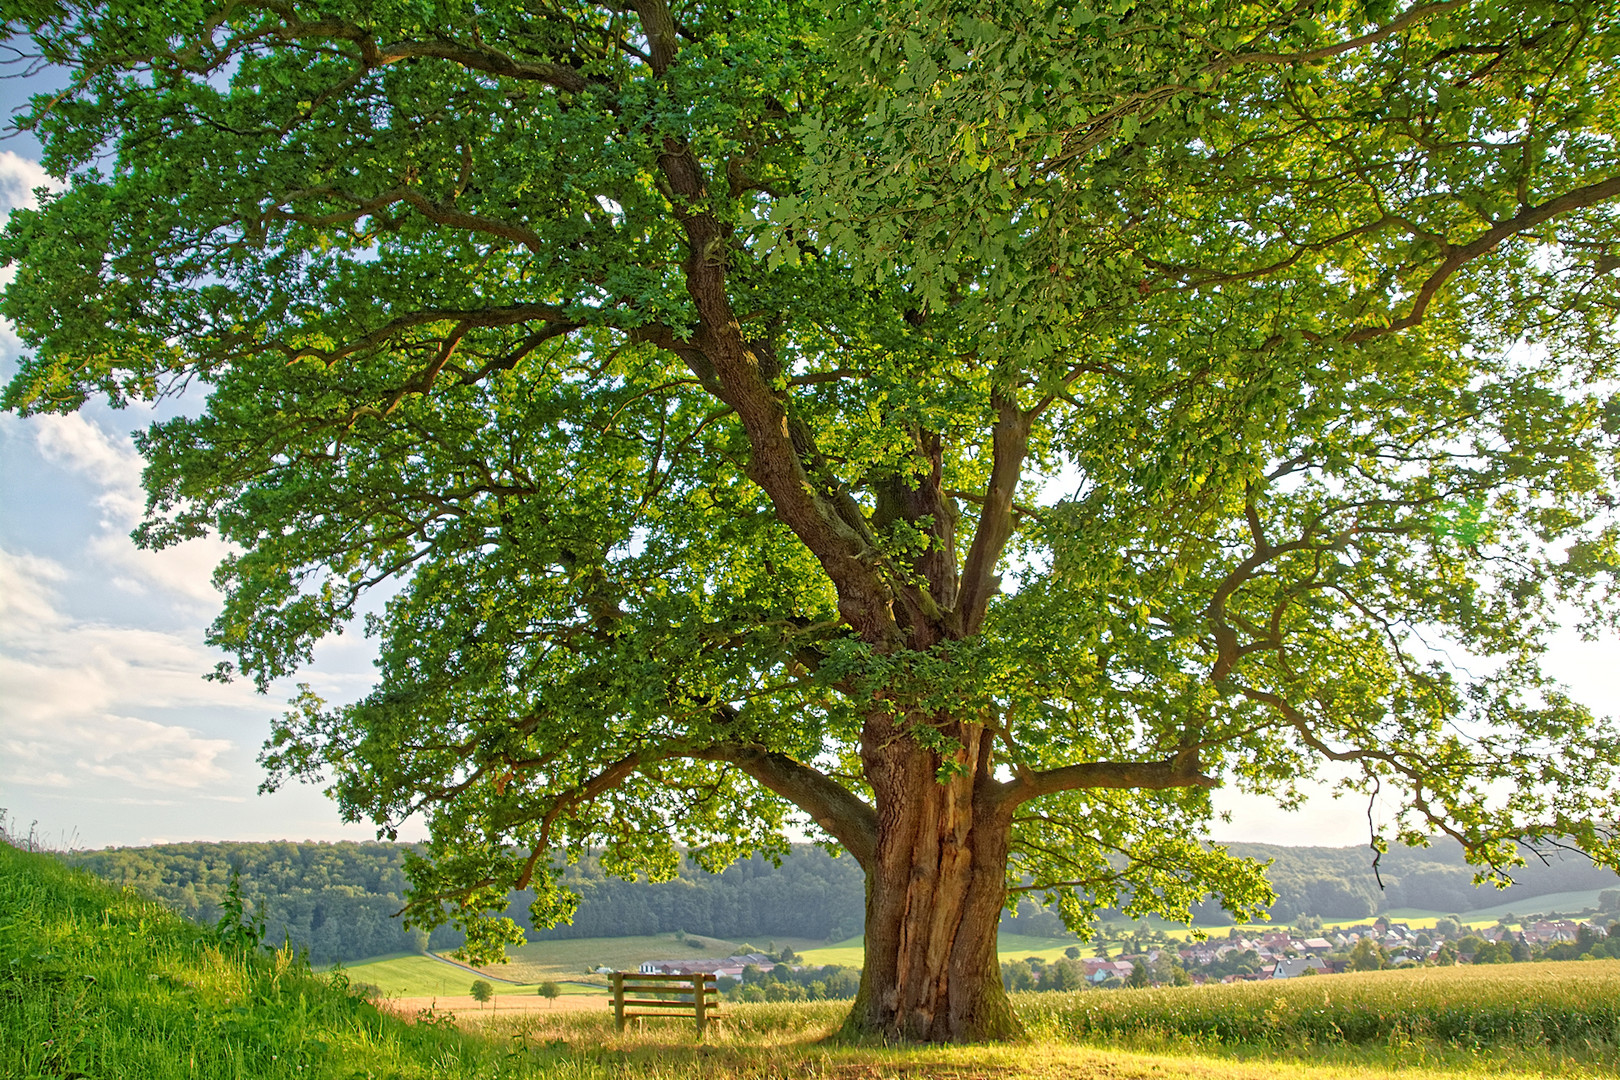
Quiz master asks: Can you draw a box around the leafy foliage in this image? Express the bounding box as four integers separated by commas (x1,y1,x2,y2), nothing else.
214,864,269,953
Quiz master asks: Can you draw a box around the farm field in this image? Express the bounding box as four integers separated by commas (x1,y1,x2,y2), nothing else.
1451,887,1612,921
341,953,606,997
797,932,1092,968
1021,959,1620,1048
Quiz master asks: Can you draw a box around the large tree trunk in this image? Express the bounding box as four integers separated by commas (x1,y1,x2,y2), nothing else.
843,720,1024,1042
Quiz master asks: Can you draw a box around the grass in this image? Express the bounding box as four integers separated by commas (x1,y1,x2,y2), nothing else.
0,839,512,1079
6,839,1619,1079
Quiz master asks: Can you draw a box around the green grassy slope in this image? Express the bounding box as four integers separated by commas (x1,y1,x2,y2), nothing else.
0,841,576,1079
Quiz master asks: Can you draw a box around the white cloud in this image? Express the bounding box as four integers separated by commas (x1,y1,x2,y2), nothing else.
0,710,232,792
0,149,58,322
0,545,247,794
0,149,53,215
31,412,147,525
0,548,69,627
26,412,232,604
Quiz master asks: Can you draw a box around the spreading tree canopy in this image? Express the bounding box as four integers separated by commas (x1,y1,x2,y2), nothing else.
5,0,1620,1041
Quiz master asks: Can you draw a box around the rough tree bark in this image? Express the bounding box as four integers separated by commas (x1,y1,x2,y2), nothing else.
853,722,1023,1041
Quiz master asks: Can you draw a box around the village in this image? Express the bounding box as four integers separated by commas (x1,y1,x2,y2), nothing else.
620,914,1620,1000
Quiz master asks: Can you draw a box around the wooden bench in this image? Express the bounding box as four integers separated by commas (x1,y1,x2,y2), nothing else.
610,971,721,1035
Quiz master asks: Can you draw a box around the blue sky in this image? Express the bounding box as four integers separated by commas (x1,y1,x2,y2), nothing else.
0,71,1616,855
0,104,401,845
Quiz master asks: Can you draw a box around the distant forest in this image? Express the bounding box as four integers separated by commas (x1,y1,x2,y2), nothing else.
1205,840,1619,923
60,838,1618,964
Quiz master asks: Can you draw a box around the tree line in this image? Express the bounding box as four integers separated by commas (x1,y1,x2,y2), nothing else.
1205,841,1619,922
59,837,1616,964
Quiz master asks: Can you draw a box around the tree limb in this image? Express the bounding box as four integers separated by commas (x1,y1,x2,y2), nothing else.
957,395,1032,635
1000,752,1218,808
692,745,878,870
1344,173,1620,343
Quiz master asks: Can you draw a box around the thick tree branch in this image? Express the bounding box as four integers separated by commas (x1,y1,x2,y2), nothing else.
518,752,645,889
271,186,551,253
1213,1,1471,70
957,396,1031,635
1344,173,1620,343
692,745,878,870
248,8,594,93
632,0,899,647
262,303,570,366
1001,751,1217,808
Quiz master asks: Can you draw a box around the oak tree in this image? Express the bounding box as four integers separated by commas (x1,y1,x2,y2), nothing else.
5,0,1620,1042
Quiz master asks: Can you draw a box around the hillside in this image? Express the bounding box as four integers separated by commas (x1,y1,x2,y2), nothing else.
1208,840,1620,921
0,840,528,1079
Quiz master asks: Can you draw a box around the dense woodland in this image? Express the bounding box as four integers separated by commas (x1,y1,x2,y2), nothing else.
61,840,1618,964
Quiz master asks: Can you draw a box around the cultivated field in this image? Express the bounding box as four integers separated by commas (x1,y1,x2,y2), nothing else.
343,952,608,996
1021,960,1620,1048
795,931,1087,968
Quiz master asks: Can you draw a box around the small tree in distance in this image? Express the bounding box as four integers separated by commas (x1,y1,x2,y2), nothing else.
1348,939,1387,972
538,982,561,1007
469,980,494,1008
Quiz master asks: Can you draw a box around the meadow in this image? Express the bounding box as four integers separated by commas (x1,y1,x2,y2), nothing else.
5,840,1619,1079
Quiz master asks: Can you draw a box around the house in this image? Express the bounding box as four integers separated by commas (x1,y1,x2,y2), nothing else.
637,953,776,976
1079,958,1133,984
1524,920,1579,945
1271,957,1328,979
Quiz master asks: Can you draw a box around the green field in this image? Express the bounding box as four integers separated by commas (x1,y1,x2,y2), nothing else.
794,934,865,967
341,953,603,997
461,932,825,985
1452,888,1612,921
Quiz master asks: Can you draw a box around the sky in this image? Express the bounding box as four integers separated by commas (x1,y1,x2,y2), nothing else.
0,69,1617,856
